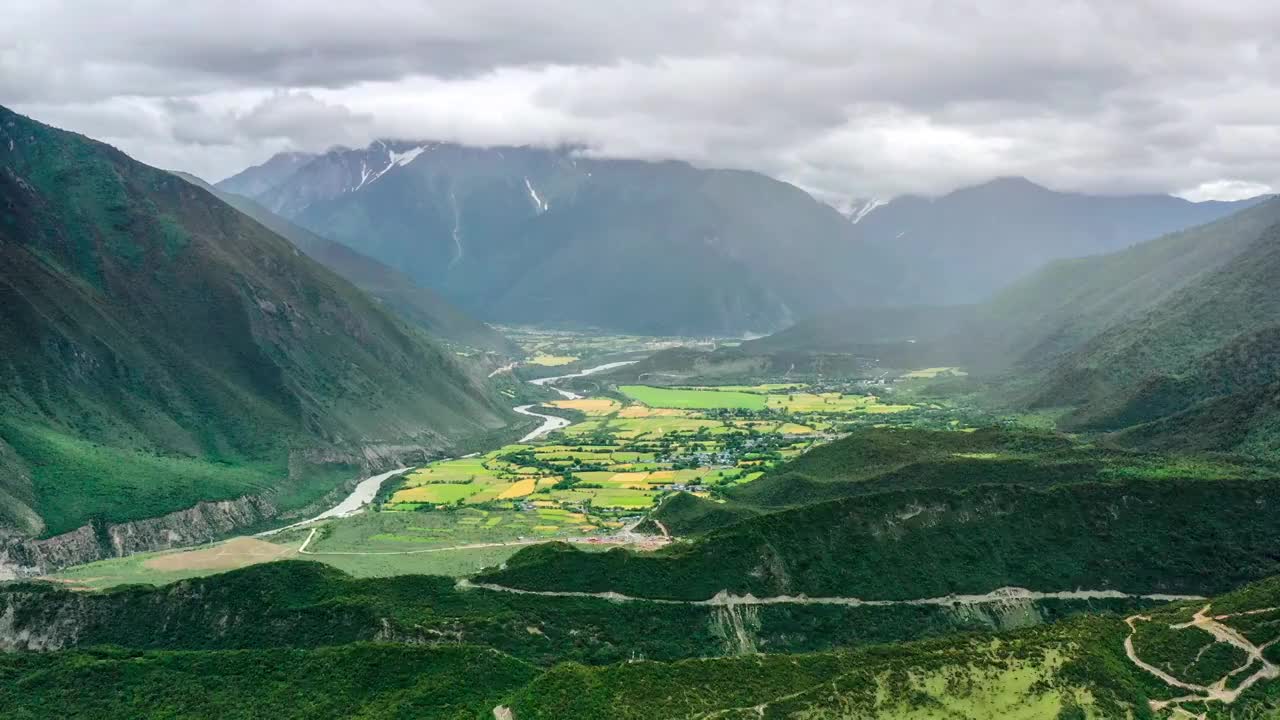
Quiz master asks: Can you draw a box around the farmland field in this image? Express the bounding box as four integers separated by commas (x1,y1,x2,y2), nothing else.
528,353,579,366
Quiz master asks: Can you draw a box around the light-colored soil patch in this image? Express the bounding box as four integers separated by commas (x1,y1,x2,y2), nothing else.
143,537,295,572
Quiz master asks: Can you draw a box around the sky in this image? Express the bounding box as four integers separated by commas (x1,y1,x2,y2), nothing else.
4,1,1279,207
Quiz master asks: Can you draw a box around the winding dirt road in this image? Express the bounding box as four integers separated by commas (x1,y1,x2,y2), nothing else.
1126,604,1280,713
457,581,1202,608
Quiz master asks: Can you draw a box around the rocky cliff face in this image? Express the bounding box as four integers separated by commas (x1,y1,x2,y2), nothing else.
0,587,92,651
0,442,440,578
0,494,277,579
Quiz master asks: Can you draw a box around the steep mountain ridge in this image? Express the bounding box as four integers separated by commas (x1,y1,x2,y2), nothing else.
215,150,316,199
0,107,513,562
174,172,519,355
1030,215,1280,451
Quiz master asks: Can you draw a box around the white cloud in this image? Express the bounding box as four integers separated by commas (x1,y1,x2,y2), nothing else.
1177,179,1276,202
4,1,1280,200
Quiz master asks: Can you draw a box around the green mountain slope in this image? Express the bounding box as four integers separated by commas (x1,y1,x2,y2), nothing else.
0,644,537,720
174,172,519,356
15,563,1280,718
2,559,1135,663
483,477,1280,601
1031,221,1280,433
0,107,512,549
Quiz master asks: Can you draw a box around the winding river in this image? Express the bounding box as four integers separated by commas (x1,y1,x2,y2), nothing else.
528,360,638,399
261,360,639,533
257,466,409,536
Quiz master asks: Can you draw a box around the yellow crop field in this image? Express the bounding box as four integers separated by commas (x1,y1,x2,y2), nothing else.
497,478,538,499
605,471,651,488
550,398,621,415
529,353,579,366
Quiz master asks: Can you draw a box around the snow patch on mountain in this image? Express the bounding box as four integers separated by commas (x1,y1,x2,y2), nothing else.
524,177,549,213
843,198,887,224
351,143,431,192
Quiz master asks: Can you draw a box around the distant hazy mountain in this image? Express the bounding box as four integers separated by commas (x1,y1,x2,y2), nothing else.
852,176,1266,303
216,151,316,199
220,142,897,336
0,107,512,547
174,172,519,356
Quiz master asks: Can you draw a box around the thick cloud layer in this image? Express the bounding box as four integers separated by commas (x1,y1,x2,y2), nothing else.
5,0,1278,204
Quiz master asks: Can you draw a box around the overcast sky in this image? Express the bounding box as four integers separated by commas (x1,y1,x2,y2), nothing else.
5,1,1279,206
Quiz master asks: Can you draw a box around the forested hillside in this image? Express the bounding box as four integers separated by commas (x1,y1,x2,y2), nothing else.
0,108,512,561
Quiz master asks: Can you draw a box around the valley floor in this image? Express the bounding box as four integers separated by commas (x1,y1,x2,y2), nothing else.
20,329,1280,719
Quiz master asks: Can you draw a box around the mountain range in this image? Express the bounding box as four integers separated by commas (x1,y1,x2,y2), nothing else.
221,142,885,335
220,143,1262,335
